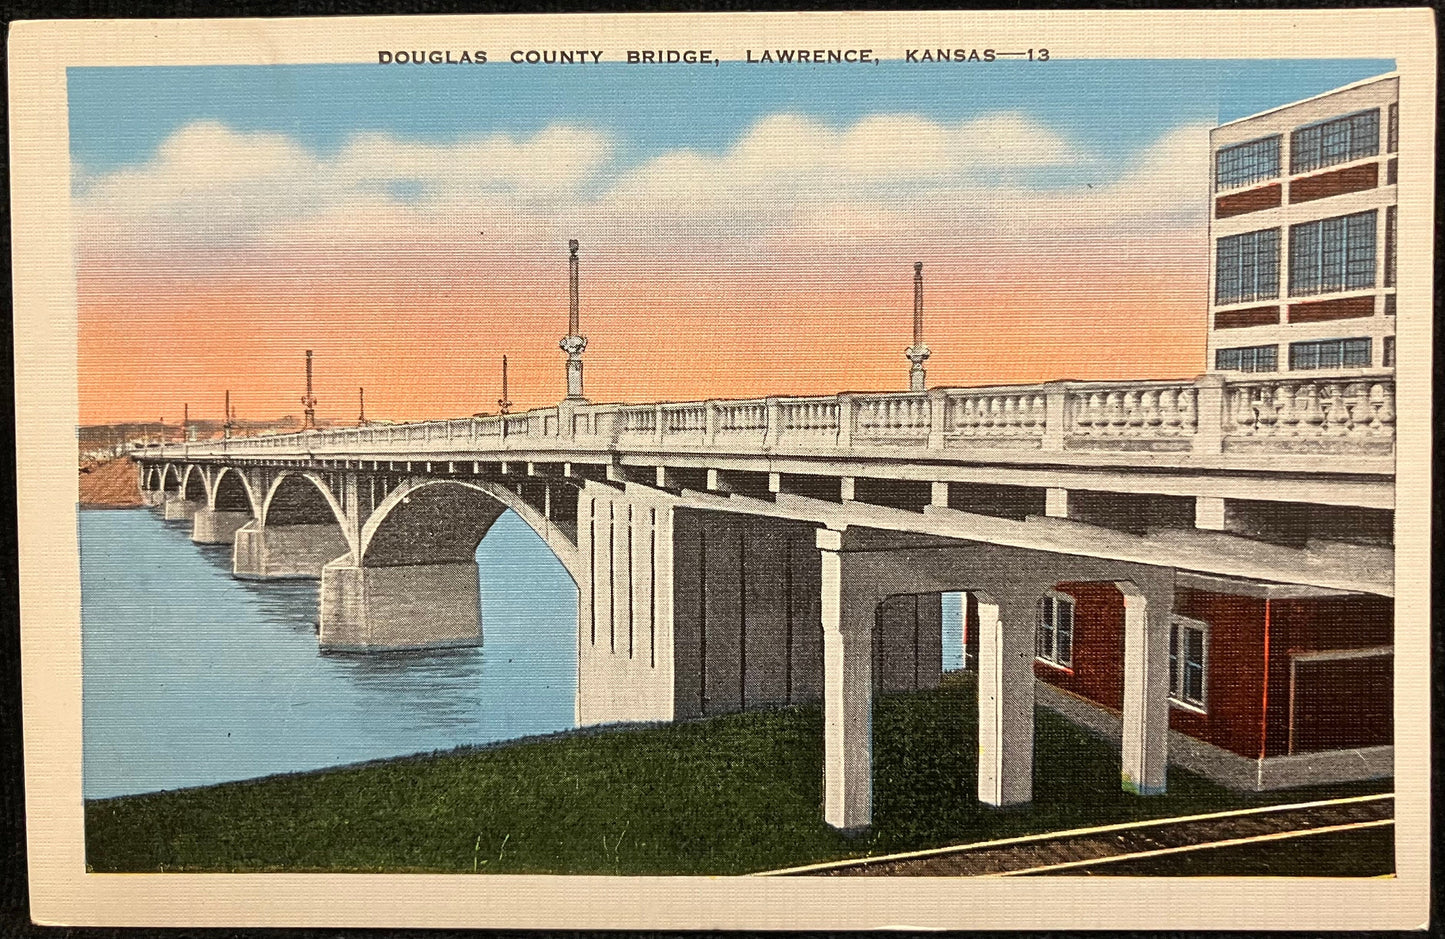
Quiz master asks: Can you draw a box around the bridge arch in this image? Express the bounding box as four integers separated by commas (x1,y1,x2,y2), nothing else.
141,465,161,491
160,463,183,493
359,478,580,583
210,466,259,516
261,471,352,547
180,464,209,504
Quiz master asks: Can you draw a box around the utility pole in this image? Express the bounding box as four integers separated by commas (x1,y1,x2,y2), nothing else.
498,355,513,415
559,239,588,402
905,262,931,392
301,349,317,430
223,390,234,439
358,387,367,426
183,402,192,442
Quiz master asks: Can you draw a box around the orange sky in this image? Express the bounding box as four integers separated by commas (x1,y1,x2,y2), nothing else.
78,240,1207,425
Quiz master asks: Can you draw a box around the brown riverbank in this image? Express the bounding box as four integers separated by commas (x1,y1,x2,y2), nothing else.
79,456,143,508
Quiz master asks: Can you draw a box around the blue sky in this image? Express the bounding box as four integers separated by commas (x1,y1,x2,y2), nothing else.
69,58,1393,181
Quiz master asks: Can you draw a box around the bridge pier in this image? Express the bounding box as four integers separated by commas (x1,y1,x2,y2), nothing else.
807,529,1176,830
191,509,252,545
818,528,875,832
319,557,482,652
161,496,200,522
974,591,1037,807
232,521,351,579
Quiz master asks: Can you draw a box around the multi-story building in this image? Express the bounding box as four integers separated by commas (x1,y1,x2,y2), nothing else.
1207,73,1398,375
998,74,1401,792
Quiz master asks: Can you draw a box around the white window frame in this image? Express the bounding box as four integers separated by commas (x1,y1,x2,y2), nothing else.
1169,615,1209,714
1035,591,1074,671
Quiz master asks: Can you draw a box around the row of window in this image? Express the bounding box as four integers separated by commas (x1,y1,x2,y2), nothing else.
1215,336,1378,373
1215,208,1396,305
1035,595,1207,710
1215,103,1398,191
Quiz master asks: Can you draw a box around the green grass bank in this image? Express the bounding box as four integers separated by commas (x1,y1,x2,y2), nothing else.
86,673,1388,874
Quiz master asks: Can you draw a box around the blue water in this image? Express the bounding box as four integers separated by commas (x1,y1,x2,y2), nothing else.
80,508,579,800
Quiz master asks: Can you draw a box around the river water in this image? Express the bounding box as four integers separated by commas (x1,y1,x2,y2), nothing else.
80,507,579,800
81,507,964,800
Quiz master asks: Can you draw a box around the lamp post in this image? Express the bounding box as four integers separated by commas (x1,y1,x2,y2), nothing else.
301,350,317,430
904,261,931,392
559,239,588,402
498,355,513,415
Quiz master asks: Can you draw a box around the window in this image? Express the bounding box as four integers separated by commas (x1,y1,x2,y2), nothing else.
1387,102,1398,153
1289,211,1376,296
1289,337,1372,371
1290,109,1380,174
1169,618,1207,711
1215,136,1281,191
1036,594,1073,669
1383,336,1395,367
1215,228,1280,304
1215,344,1278,373
1384,205,1396,288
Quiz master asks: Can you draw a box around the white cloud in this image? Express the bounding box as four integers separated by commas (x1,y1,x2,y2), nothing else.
73,114,1209,273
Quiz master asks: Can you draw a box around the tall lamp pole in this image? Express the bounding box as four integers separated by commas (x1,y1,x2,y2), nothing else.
905,261,931,392
559,239,588,402
301,349,317,430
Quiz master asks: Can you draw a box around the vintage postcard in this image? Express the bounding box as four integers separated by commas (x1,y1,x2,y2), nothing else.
10,9,1434,930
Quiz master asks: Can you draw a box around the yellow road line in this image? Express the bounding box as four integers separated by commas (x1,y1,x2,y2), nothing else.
993,818,1395,877
754,792,1393,876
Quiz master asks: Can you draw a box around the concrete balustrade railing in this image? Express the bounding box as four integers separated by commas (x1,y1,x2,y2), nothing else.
143,370,1396,462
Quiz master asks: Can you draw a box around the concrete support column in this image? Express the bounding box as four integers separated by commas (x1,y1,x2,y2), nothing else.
233,521,352,580
191,509,252,545
1119,583,1170,795
1045,487,1069,519
1194,495,1226,531
976,592,1036,807
319,557,481,652
818,528,873,832
162,496,200,522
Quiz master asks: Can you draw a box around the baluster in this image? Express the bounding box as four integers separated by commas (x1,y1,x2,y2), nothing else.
1085,392,1106,436
1230,387,1258,436
1069,394,1089,437
1140,390,1162,433
1297,383,1325,436
1371,383,1395,437
1102,392,1124,436
1158,389,1180,436
993,396,1014,436
1273,383,1298,436
1345,382,1373,435
1253,387,1279,437
1121,391,1142,436
955,398,972,435
1321,384,1350,436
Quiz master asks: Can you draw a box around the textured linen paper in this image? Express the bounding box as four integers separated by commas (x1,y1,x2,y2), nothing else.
9,9,1434,930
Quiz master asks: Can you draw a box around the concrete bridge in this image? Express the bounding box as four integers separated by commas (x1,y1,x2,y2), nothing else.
135,370,1395,830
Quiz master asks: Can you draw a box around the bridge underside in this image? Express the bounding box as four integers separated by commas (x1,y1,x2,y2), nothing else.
136,455,1394,831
